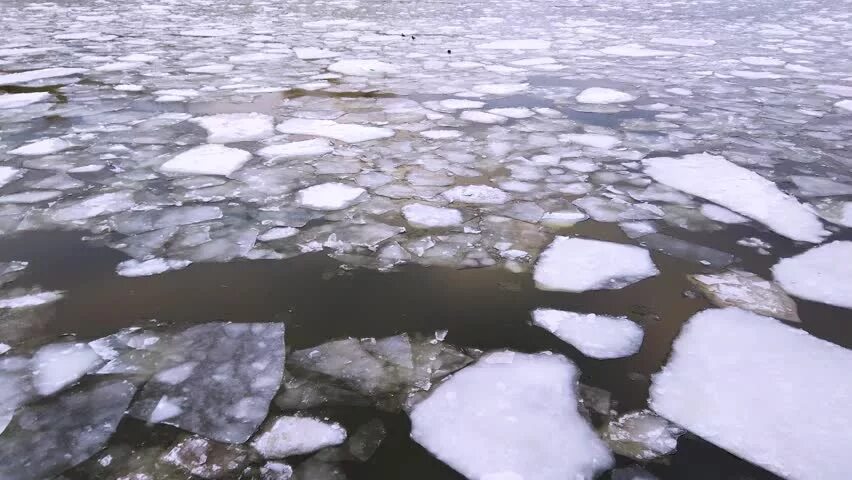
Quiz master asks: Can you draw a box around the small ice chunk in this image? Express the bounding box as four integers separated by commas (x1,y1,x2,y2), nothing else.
532,309,643,359
772,241,852,309
420,129,462,139
0,92,51,109
476,39,551,50
149,395,184,423
460,110,506,124
560,133,620,149
740,56,785,66
294,47,341,60
409,351,612,480
161,434,253,479
700,204,749,224
644,153,828,243
0,167,20,188
442,185,509,205
276,118,394,143
472,83,529,95
0,290,64,309
186,64,234,74
601,44,678,57
534,237,659,292
651,37,716,47
252,416,347,458
327,59,399,76
541,209,588,227
488,107,535,118
192,113,275,143
257,139,333,161
9,138,72,156
116,258,191,277
689,270,799,322
296,183,366,210
261,462,294,480
32,342,102,396
836,100,852,112
0,67,87,85
0,344,9,355
160,144,252,176
603,410,682,461
402,203,463,228
258,227,300,241
439,99,484,110
576,87,636,104
651,308,852,480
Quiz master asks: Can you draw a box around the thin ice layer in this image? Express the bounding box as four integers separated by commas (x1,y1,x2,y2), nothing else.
276,118,394,143
643,153,827,243
129,322,285,443
771,241,852,309
651,308,852,480
534,237,659,292
689,270,799,322
410,351,613,480
531,309,644,359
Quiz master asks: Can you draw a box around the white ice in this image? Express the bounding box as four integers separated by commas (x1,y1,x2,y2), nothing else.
790,175,852,197
772,241,852,309
9,138,71,156
258,139,333,161
191,113,275,143
439,99,485,110
402,203,463,228
0,167,21,188
576,87,636,104
294,47,341,60
560,133,620,149
327,59,399,76
0,67,88,85
644,153,828,243
258,227,300,241
442,185,509,205
476,39,551,50
472,83,529,95
0,92,51,109
532,309,644,359
651,308,852,480
116,258,192,277
32,342,102,396
0,290,64,309
689,270,799,322
700,204,749,224
420,129,462,140
651,37,716,47
160,144,253,176
296,183,366,210
276,118,394,143
460,110,506,124
252,416,347,458
534,237,659,292
409,351,613,480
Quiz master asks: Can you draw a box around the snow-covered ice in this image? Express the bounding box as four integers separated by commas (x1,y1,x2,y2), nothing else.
651,308,852,480
576,87,637,104
160,144,253,176
442,185,509,205
772,241,852,309
532,309,644,359
258,139,333,161
0,67,88,85
9,138,71,156
276,118,394,143
191,113,275,143
252,416,347,458
296,183,366,210
32,342,102,395
410,351,613,480
401,203,463,228
0,92,51,109
534,237,659,292
644,153,828,243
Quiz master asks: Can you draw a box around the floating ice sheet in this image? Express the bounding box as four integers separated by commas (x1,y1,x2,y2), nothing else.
410,351,613,480
772,241,852,309
252,416,347,458
160,144,252,177
531,309,644,359
651,308,852,480
276,118,394,143
689,270,799,322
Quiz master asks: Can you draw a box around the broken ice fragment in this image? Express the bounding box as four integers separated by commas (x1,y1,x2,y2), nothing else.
327,59,399,76
0,378,136,480
534,237,659,292
409,351,613,480
191,113,275,144
346,419,385,461
476,39,550,50
772,241,852,309
160,144,253,176
0,92,51,109
790,175,852,197
401,203,463,228
161,434,255,479
576,87,636,104
441,185,509,205
689,270,799,322
9,138,72,156
129,322,285,443
296,183,367,210
32,342,103,396
116,258,192,277
651,308,852,480
644,153,828,243
252,416,347,458
603,410,682,461
531,309,644,359
276,118,394,143
0,67,88,86
257,139,333,161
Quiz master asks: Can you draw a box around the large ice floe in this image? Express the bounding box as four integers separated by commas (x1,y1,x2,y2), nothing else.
410,351,613,480
651,308,852,480
644,154,828,243
534,237,659,292
771,241,852,309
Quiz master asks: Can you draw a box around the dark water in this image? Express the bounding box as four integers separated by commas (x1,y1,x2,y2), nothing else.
3,219,850,479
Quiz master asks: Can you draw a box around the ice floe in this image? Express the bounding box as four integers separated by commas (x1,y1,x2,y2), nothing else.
534,237,659,292
160,144,253,176
0,67,87,85
576,87,636,104
651,308,852,480
410,351,612,480
252,416,347,458
689,270,799,322
327,59,399,76
401,203,463,229
191,113,275,144
644,153,828,243
9,138,71,156
0,92,51,109
276,118,394,143
442,185,509,205
296,183,367,210
772,241,852,309
532,309,644,359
